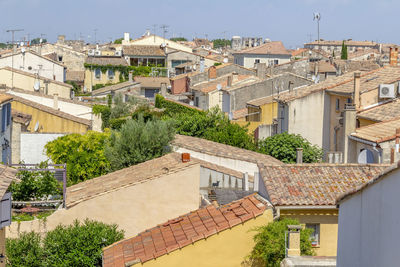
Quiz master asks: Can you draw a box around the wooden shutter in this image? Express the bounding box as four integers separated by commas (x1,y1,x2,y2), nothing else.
0,192,11,228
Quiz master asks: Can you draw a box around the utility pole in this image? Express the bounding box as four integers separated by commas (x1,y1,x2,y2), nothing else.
94,29,98,44
160,24,169,43
313,12,321,45
6,29,24,90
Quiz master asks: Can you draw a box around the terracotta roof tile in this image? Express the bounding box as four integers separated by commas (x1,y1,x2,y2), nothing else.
0,165,17,199
102,194,268,266
233,41,291,56
134,76,170,88
123,45,166,57
305,40,378,47
358,98,400,122
259,164,389,206
351,117,400,143
172,134,282,165
85,56,129,66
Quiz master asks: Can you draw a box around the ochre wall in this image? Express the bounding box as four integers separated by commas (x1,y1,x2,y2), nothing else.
280,209,338,256
358,118,376,127
11,101,89,134
142,210,273,267
84,69,122,91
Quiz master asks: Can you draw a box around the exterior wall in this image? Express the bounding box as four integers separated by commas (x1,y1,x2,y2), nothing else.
287,91,326,148
234,54,291,69
337,168,400,267
171,76,188,94
37,44,86,71
7,164,201,238
142,210,273,267
20,133,65,164
0,69,72,99
131,35,193,53
83,68,122,92
267,59,309,77
358,118,376,127
0,102,12,164
0,52,64,82
328,95,351,152
280,209,339,256
167,50,217,72
11,101,89,133
208,90,221,109
11,122,21,164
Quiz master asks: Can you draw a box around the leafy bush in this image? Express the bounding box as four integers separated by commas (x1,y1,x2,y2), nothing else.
6,220,124,267
105,117,175,171
247,218,314,267
45,131,111,185
258,132,323,163
155,94,204,117
212,38,231,49
9,163,61,201
170,37,187,42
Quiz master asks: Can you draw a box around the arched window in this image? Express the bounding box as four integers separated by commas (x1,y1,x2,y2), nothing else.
358,148,375,164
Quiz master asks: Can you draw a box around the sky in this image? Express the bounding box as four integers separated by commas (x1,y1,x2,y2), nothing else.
0,0,399,49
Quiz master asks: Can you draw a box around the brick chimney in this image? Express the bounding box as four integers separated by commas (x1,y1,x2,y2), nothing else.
208,66,217,80
287,225,302,256
353,72,361,109
343,103,357,163
390,47,399,66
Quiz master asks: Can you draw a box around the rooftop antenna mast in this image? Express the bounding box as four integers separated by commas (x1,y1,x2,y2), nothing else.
313,12,321,45
94,29,98,44
160,24,169,43
6,29,24,90
152,24,157,43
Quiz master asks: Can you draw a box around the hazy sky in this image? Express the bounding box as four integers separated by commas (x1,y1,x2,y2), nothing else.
1,0,398,49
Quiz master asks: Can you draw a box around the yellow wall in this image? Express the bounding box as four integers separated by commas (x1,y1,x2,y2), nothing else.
259,102,278,125
11,101,89,134
141,210,273,267
0,68,71,99
358,118,376,127
84,68,122,91
280,209,338,256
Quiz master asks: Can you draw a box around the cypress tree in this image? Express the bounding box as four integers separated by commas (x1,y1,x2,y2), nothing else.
341,41,348,60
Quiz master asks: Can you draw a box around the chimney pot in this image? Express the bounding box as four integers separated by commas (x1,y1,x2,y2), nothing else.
296,148,303,164
53,94,59,110
128,71,133,82
354,72,361,109
256,63,266,79
181,153,190,162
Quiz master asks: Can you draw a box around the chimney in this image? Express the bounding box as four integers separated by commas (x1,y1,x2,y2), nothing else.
53,94,59,110
160,82,167,96
128,71,133,82
232,72,239,83
314,62,319,76
242,172,249,191
343,103,357,163
390,47,398,66
253,172,260,192
287,225,302,257
296,148,303,164
124,32,130,43
227,75,232,87
256,63,266,79
208,66,217,80
353,72,361,109
181,153,190,162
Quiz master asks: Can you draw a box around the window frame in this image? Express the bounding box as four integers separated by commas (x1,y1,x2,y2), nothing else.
306,223,320,247
107,69,115,80
94,68,101,80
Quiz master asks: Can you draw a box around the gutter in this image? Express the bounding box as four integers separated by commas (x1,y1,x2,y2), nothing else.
273,205,337,220
348,134,377,147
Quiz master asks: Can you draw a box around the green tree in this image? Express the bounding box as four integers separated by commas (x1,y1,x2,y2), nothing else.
114,37,131,44
341,40,348,60
170,37,187,42
6,220,124,267
105,117,175,171
212,39,231,49
45,131,111,185
258,132,322,163
247,218,314,267
30,38,47,45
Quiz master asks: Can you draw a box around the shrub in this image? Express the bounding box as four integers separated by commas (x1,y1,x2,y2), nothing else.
45,131,111,185
6,220,124,267
247,218,314,266
258,132,323,163
105,117,175,171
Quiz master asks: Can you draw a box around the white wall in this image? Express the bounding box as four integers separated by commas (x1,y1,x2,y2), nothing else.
0,52,65,82
20,133,65,164
337,168,400,267
234,54,290,69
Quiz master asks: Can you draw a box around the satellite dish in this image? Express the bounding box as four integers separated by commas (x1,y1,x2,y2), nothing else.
217,84,222,91
34,121,39,132
34,80,40,91
313,12,321,21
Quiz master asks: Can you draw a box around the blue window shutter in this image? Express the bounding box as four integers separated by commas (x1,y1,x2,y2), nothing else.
6,103,10,126
1,105,5,132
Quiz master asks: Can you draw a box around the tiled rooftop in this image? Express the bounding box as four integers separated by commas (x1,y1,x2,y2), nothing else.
102,194,268,266
123,45,166,57
259,164,389,206
233,41,291,56
134,76,170,88
66,153,199,207
0,165,17,199
91,81,140,96
305,40,378,47
351,117,400,143
358,98,400,122
309,61,337,73
172,134,283,165
191,74,258,93
85,56,129,66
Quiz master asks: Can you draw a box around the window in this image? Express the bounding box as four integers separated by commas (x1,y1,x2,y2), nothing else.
94,68,101,79
194,97,199,107
335,98,340,111
1,103,10,132
274,59,279,65
107,69,115,80
306,224,320,247
347,98,352,104
6,103,10,126
255,59,260,64
58,56,63,62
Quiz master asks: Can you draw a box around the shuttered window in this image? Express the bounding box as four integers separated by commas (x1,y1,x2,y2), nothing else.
6,103,11,126
1,105,6,132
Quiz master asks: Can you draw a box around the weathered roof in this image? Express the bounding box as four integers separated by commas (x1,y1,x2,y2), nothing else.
102,194,268,266
309,61,337,73
358,99,400,122
12,110,32,125
0,165,17,199
247,95,275,107
172,134,282,165
66,153,198,208
337,162,399,204
123,45,165,57
91,81,140,96
290,48,309,57
85,56,128,66
259,164,389,206
191,74,258,93
65,71,85,82
348,49,380,60
0,93,13,104
195,158,254,182
134,76,170,88
350,117,400,143
305,40,378,47
231,108,248,120
233,41,291,56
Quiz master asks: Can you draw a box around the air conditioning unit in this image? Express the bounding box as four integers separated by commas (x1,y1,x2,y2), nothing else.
115,50,122,56
379,84,395,98
94,50,101,56
88,49,95,56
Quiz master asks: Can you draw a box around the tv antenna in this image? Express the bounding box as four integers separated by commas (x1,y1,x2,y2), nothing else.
94,29,98,44
6,29,24,90
160,24,169,42
313,12,321,44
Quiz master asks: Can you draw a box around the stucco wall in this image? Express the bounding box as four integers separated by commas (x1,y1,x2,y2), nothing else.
0,69,71,99
38,44,86,71
0,52,64,82
142,210,273,267
20,133,65,164
7,164,201,238
84,68,122,91
131,35,193,53
337,168,400,267
281,209,339,256
234,54,291,69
